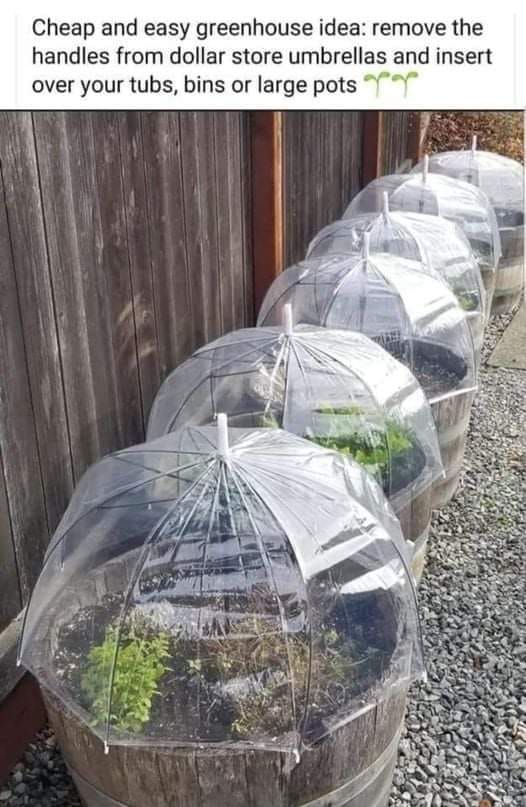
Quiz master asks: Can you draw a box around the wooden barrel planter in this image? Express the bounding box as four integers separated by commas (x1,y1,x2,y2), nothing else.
45,684,407,807
430,390,475,507
32,522,416,807
383,338,476,510
301,413,435,583
465,310,484,364
391,484,431,583
479,264,497,320
492,215,524,315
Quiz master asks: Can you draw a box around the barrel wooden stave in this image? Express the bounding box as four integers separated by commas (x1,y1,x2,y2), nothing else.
391,484,431,582
46,685,407,807
430,391,475,509
492,225,524,315
480,265,497,320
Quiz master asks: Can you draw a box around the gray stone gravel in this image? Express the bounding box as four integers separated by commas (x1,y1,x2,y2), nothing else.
390,311,526,807
1,730,80,806
2,313,525,807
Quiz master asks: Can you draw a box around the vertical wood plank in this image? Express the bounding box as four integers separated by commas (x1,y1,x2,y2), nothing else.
239,113,254,327
118,111,162,419
89,111,144,448
180,111,222,349
33,112,143,478
282,112,364,265
407,112,429,166
0,451,21,631
213,112,246,335
250,111,284,313
0,112,71,592
140,111,194,378
362,111,384,185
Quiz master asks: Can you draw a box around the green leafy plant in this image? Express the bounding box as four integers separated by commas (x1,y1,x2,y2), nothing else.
81,626,171,734
455,290,479,312
306,405,413,482
364,71,391,98
392,71,419,98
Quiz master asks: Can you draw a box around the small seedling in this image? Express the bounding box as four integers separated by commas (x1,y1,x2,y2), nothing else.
363,71,391,98
392,71,419,98
81,626,171,734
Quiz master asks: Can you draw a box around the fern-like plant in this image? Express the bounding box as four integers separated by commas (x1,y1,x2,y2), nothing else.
81,626,171,734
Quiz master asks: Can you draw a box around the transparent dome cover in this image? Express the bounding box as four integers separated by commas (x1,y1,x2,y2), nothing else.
345,164,502,273
307,202,486,332
258,246,477,406
147,319,443,509
413,141,524,225
19,422,424,755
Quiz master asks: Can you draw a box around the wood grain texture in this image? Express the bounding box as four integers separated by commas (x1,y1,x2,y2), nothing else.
0,112,73,547
283,112,364,266
0,110,253,690
0,138,52,602
46,689,406,807
251,111,284,312
380,112,414,175
431,392,475,507
0,451,20,631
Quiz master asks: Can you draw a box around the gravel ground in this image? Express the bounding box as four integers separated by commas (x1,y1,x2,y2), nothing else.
1,312,524,807
390,311,526,807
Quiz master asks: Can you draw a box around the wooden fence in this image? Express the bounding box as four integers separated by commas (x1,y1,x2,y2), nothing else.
281,111,424,265
0,111,253,636
0,111,422,747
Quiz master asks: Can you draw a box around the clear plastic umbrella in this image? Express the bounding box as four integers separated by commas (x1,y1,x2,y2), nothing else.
307,192,486,349
147,315,444,576
413,139,524,313
19,420,424,757
258,241,478,506
345,157,502,311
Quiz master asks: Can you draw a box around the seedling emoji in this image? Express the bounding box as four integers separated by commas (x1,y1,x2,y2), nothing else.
363,71,391,98
392,71,419,98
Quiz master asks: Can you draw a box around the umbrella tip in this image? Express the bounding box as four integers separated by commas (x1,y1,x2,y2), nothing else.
104,742,110,756
382,191,390,215
471,134,478,153
362,230,371,260
422,154,429,183
283,303,294,336
217,413,230,458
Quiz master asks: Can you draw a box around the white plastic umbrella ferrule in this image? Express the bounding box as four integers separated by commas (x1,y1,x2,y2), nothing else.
217,413,230,459
283,303,294,336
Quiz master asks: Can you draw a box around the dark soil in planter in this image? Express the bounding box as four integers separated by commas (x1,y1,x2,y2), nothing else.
50,576,401,748
494,207,524,228
376,336,469,401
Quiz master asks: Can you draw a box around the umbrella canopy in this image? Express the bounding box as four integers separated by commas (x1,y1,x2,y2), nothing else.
345,162,502,307
413,140,524,226
19,421,423,755
147,319,443,507
258,243,477,406
307,198,486,346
